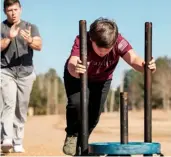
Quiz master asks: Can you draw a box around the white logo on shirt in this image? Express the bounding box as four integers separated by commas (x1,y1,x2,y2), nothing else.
118,39,128,51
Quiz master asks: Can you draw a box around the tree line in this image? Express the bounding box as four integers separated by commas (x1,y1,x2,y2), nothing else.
29,56,171,115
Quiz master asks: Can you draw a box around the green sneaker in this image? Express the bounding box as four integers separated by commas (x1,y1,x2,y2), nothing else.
63,135,77,155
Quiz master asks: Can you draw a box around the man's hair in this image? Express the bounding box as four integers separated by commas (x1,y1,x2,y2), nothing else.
4,0,21,10
89,17,118,48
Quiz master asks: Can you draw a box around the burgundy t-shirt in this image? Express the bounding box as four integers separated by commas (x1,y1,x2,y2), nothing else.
68,33,132,82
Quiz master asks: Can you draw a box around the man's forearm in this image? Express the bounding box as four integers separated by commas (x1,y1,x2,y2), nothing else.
0,38,11,51
131,57,144,73
28,38,42,51
67,63,80,78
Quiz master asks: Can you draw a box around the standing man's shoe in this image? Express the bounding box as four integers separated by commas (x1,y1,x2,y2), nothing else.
1,139,13,153
13,145,25,153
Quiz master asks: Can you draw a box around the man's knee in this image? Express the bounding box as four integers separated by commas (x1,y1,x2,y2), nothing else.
67,94,81,110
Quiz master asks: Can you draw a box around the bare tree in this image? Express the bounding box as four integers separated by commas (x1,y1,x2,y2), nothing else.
153,57,171,110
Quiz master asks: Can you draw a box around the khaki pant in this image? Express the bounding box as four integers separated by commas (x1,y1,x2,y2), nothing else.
0,69,36,145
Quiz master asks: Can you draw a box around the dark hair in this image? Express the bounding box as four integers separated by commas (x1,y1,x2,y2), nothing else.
4,0,21,10
89,17,118,48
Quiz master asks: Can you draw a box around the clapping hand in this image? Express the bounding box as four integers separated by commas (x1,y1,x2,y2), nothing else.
8,23,20,39
20,26,33,44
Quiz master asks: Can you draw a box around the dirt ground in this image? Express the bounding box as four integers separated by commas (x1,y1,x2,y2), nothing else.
1,110,171,156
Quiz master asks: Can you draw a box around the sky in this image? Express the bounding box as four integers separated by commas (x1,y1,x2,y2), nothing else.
1,0,171,89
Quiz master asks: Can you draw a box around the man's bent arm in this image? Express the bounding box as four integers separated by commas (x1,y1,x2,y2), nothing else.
28,36,42,51
67,56,80,78
122,49,145,73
